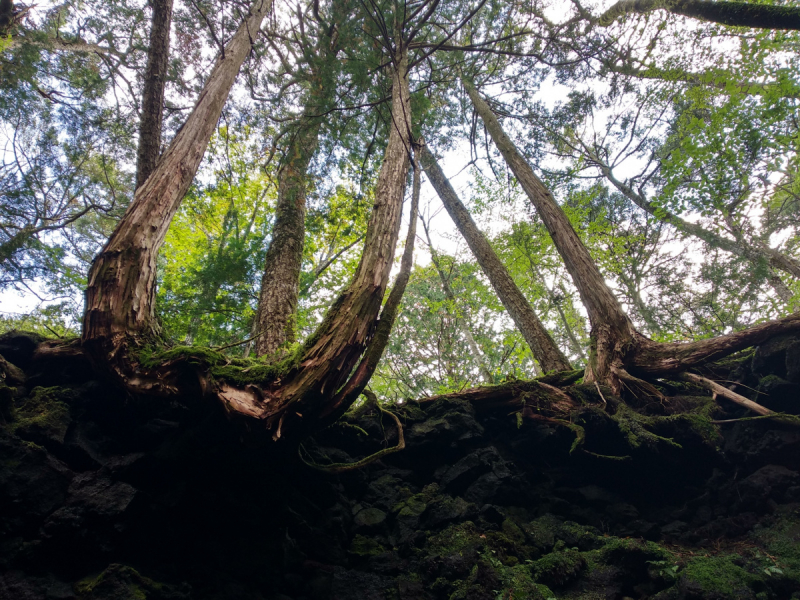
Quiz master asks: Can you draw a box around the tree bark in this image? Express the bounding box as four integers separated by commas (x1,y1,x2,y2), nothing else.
136,0,174,189
418,142,571,374
254,122,320,358
420,215,494,383
319,152,421,421
598,0,800,30
467,79,800,392
243,51,413,440
83,0,273,348
465,80,634,385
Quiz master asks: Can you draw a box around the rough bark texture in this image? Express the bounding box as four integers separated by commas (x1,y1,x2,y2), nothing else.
634,312,800,374
254,125,319,357
83,0,273,349
467,79,800,391
320,154,421,421
242,52,413,440
418,143,571,374
598,0,800,30
136,0,174,189
465,81,633,384
421,216,494,383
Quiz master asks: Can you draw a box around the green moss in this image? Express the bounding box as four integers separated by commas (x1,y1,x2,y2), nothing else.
611,404,682,452
599,537,673,564
495,564,554,599
11,386,72,443
135,343,301,386
349,534,386,557
428,522,483,557
680,555,757,597
530,549,586,587
753,508,800,582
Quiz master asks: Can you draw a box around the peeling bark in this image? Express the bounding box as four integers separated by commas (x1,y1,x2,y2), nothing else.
83,0,273,349
251,50,414,440
465,80,633,385
466,78,800,393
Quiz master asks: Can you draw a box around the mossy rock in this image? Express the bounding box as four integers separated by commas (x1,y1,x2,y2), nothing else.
349,534,386,557
75,564,188,599
678,555,759,599
530,548,586,587
11,386,73,445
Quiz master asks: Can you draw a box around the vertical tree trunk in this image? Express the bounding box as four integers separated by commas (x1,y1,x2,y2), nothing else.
136,0,174,189
254,122,320,358
420,215,494,383
418,143,571,374
83,0,273,349
465,80,637,386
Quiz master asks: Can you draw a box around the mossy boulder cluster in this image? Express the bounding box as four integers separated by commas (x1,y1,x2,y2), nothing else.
1,330,800,599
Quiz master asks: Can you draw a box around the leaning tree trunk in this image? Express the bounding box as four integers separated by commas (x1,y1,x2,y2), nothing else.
418,143,571,374
136,0,174,189
597,0,800,30
466,79,800,395
83,0,273,350
465,81,637,387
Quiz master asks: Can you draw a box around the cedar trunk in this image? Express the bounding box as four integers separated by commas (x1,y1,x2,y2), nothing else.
136,0,174,189
215,51,414,440
83,0,273,349
465,82,636,385
418,143,571,374
467,79,800,393
254,122,320,358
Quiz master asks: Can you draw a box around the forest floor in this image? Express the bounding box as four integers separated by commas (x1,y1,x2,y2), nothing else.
1,330,800,600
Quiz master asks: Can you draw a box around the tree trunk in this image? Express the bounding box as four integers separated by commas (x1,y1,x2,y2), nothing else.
465,80,633,384
136,0,174,189
418,143,571,374
598,0,800,30
420,215,494,383
319,154,422,421
467,78,800,392
240,50,413,440
83,0,273,349
254,122,320,358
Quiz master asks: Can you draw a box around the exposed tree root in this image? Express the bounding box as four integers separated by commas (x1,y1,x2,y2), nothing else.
298,399,405,473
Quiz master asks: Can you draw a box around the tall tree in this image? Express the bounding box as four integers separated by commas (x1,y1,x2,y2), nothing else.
136,0,174,189
83,0,275,348
253,7,344,358
418,143,572,373
466,78,800,394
